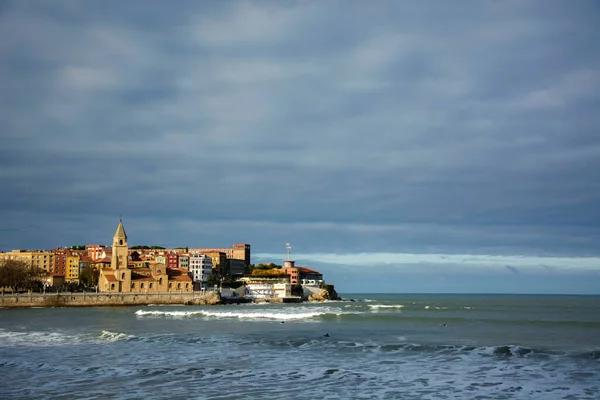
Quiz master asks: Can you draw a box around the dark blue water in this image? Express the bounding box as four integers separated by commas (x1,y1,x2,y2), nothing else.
1,294,599,399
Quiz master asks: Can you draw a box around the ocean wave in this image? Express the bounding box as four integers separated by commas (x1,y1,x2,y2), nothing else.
0,328,86,347
135,310,205,318
368,304,404,310
335,342,559,359
98,330,136,342
135,307,348,321
200,310,329,321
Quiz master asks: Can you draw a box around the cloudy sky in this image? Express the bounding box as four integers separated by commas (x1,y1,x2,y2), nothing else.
1,1,600,294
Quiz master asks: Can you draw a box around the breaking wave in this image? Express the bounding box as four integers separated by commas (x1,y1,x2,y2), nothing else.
368,304,404,310
0,328,87,347
135,307,348,321
98,330,136,342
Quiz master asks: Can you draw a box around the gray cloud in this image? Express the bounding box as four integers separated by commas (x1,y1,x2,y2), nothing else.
1,0,600,284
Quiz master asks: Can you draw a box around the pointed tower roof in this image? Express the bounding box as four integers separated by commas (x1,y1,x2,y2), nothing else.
114,219,127,241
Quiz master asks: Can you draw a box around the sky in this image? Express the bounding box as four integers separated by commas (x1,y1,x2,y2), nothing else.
1,1,600,294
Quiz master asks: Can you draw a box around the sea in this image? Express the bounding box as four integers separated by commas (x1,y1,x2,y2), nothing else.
1,294,599,400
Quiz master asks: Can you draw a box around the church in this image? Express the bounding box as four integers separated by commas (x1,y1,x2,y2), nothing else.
97,220,193,293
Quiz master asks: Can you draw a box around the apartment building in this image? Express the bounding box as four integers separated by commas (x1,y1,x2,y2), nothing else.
166,252,179,269
66,254,80,282
178,254,189,270
189,244,251,268
189,254,213,288
0,250,55,272
85,244,107,261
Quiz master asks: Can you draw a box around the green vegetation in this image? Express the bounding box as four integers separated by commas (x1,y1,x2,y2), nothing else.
246,262,283,274
206,273,244,289
79,265,99,287
70,245,86,250
222,277,243,289
250,268,288,277
130,245,166,250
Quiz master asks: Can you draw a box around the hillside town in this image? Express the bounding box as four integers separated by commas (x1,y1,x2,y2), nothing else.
0,220,338,302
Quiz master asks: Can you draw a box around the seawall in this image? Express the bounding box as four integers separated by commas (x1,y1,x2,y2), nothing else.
0,291,221,308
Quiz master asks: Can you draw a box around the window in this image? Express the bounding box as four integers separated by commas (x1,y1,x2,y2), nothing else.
141,283,145,289
131,283,135,289
159,278,163,285
149,283,153,289
177,283,181,289
169,283,172,288
121,273,125,279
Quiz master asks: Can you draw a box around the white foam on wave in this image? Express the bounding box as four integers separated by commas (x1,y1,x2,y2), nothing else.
135,307,347,321
201,310,327,321
98,330,136,342
368,304,405,310
0,328,86,347
135,310,204,318
0,328,139,347
424,305,430,309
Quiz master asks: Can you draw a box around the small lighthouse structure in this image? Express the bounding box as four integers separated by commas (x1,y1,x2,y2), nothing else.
284,242,295,268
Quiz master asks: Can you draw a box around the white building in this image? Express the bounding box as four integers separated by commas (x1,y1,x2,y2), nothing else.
189,254,213,287
239,276,292,299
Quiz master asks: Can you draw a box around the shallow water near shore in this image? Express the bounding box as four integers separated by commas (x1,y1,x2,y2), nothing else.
1,293,599,399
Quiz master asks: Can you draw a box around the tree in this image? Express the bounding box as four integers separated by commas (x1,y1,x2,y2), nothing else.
221,276,243,289
0,260,44,293
79,264,100,287
206,273,220,287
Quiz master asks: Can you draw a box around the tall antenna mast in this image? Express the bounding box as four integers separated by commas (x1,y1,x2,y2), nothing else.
286,242,291,261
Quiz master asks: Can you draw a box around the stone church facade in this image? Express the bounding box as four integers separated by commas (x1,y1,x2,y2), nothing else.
98,221,192,293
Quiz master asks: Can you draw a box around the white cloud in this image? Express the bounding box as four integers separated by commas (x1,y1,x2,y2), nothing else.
516,68,600,109
188,2,316,46
1,0,600,274
255,252,600,272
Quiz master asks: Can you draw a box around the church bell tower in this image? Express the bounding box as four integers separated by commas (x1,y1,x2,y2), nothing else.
110,219,129,271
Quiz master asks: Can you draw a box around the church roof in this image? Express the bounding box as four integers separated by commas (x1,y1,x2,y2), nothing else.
114,220,127,240
168,274,192,281
131,275,154,282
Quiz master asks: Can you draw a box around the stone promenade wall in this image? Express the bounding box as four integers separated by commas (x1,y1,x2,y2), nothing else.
0,291,221,308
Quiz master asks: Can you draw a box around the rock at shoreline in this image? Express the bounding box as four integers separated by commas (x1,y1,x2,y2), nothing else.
308,284,340,301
